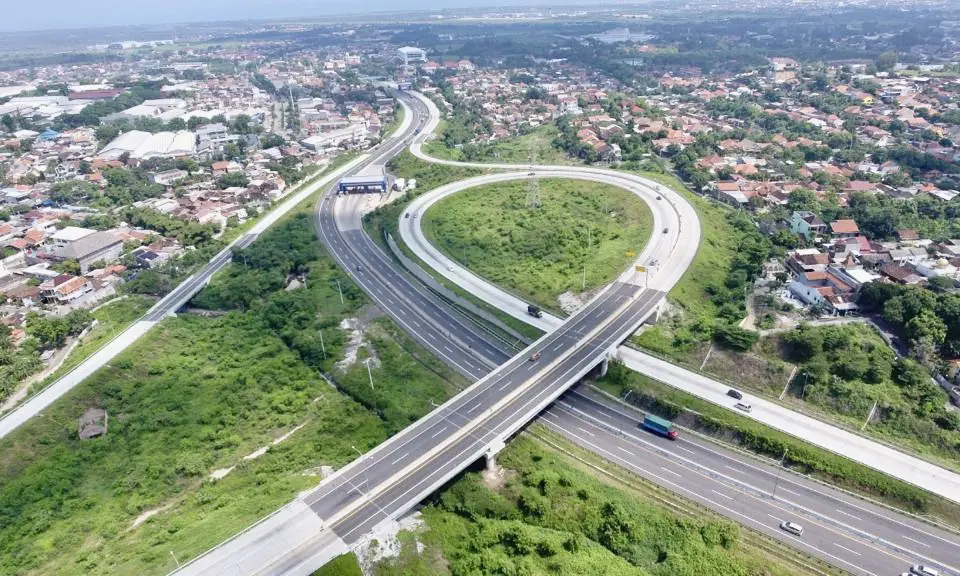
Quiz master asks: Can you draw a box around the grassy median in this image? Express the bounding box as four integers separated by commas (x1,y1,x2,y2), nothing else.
422,178,653,314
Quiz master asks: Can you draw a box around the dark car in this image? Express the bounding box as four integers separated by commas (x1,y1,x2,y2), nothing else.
662,228,669,234
656,195,662,200
727,389,743,400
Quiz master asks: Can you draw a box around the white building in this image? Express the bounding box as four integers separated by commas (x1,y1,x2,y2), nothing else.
397,46,427,66
301,124,367,151
96,130,197,161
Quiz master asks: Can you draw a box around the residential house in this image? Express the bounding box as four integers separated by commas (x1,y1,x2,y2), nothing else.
39,274,93,304
790,211,827,240
830,219,860,238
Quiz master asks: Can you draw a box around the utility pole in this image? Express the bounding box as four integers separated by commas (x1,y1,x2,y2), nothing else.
526,142,540,209
772,447,789,499
582,227,592,290
365,358,375,391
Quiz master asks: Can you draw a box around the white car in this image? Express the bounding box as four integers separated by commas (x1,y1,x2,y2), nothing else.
779,521,804,536
911,565,940,576
734,402,752,413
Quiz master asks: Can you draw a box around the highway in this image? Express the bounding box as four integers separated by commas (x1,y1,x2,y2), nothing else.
542,388,960,576
406,90,960,507
171,90,960,576
0,153,370,441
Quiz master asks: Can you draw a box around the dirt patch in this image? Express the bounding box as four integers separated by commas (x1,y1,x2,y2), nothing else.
558,287,601,315
208,423,309,481
482,464,516,491
336,311,382,371
355,511,425,574
130,502,174,530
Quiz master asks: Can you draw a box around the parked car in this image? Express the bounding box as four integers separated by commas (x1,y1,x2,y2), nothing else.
734,402,752,413
727,389,743,400
780,521,804,536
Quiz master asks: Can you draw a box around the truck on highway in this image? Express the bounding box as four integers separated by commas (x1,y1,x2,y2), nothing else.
641,414,679,440
527,304,543,318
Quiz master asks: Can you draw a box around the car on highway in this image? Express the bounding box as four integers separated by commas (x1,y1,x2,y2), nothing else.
528,172,536,176
656,195,662,200
529,352,541,362
734,402,752,413
356,265,362,272
527,304,543,318
405,213,410,218
779,521,804,536
911,565,941,576
727,389,743,400
662,228,669,234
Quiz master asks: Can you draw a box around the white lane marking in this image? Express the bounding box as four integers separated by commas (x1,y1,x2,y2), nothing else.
577,426,596,437
776,486,801,497
660,467,682,478
711,489,734,501
467,402,482,414
674,445,695,455
548,421,884,576
426,332,436,340
901,535,930,548
430,426,447,439
834,508,863,522
724,465,742,474
390,452,409,466
442,345,454,354
833,542,862,557
617,446,635,456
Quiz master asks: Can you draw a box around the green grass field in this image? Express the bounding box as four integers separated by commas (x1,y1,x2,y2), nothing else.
423,123,573,165
0,209,466,576
422,178,653,313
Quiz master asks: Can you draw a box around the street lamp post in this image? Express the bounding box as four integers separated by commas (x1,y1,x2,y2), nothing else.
772,447,789,499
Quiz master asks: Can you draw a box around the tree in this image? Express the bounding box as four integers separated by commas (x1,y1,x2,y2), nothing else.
713,324,759,351
876,51,898,72
217,172,249,189
786,188,819,213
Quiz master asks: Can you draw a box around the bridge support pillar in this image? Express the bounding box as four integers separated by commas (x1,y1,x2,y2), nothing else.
599,356,609,378
485,439,506,474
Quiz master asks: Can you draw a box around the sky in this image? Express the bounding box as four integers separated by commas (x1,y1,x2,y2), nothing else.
1,0,596,33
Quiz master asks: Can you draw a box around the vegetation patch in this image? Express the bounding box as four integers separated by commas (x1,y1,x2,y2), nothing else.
0,209,465,576
422,178,652,313
778,323,960,471
374,436,807,576
314,553,363,576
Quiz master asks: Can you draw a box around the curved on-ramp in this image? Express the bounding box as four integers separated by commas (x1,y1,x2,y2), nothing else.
402,90,960,506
